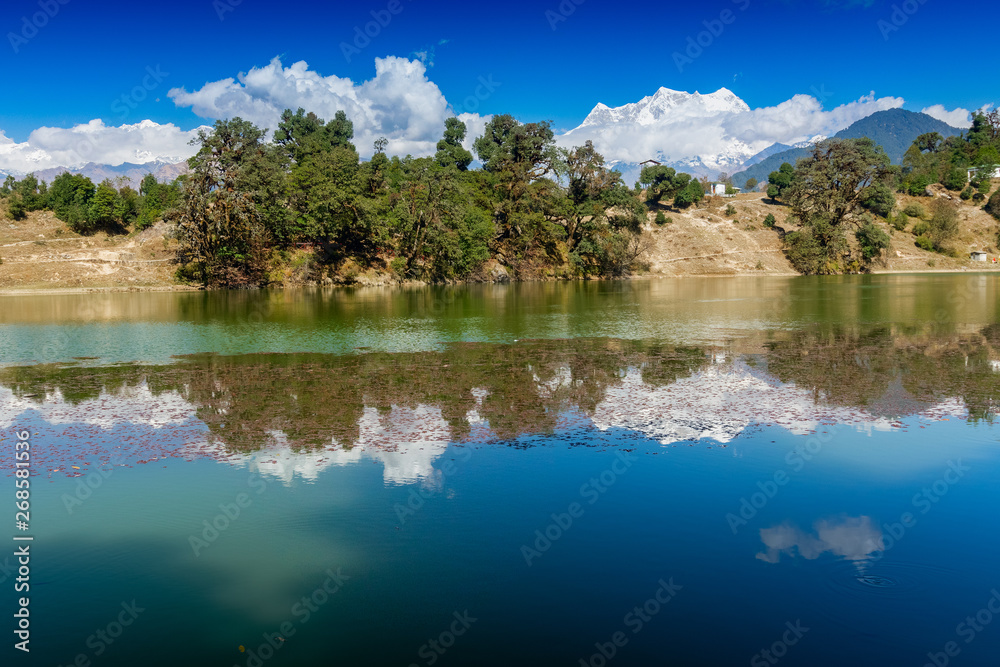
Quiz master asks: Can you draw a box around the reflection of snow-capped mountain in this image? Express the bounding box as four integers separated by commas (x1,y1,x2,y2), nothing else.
233,405,454,486
0,383,192,430
589,362,964,446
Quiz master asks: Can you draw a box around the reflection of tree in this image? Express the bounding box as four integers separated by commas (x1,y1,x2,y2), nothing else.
764,325,999,421
0,339,709,453
3,326,995,454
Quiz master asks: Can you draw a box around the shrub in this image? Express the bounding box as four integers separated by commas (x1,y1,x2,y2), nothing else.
763,213,776,228
928,199,959,246
927,259,936,267
973,192,986,204
960,186,974,201
903,202,926,218
942,166,967,192
725,204,737,216
890,212,908,231
986,189,1000,221
855,222,891,263
654,211,667,225
911,221,929,237
915,235,934,251
8,197,26,221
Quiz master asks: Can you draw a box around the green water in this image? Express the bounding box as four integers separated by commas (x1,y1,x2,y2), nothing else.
2,275,1000,666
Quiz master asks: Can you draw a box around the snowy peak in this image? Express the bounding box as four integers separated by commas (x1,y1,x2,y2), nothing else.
579,87,750,128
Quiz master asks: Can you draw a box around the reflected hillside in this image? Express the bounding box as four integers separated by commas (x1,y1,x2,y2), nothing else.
1,328,997,480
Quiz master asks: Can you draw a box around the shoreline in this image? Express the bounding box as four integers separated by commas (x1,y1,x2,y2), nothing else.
2,268,998,296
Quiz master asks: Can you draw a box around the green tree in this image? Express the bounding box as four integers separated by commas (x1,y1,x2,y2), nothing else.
783,138,895,273
639,165,691,204
434,118,474,171
473,114,560,262
673,178,704,208
175,117,283,287
767,163,795,200
85,179,120,230
745,177,758,191
48,172,96,230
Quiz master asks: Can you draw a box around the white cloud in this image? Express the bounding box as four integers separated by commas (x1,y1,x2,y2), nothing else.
0,120,201,174
168,56,489,159
920,104,972,128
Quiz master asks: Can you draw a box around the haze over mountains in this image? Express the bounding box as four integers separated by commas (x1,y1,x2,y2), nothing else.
0,83,973,189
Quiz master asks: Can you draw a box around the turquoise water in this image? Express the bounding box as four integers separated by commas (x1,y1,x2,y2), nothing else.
2,276,1000,666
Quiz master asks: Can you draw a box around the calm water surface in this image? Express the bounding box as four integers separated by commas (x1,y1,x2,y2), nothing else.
2,275,999,666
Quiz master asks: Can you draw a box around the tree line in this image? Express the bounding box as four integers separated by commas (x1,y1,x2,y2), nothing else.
1,171,181,232
169,109,660,287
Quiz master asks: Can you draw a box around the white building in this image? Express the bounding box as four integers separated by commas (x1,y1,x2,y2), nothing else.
967,165,1000,181
971,251,988,261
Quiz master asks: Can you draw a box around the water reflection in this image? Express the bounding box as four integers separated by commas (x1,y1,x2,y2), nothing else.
756,516,884,566
2,326,998,485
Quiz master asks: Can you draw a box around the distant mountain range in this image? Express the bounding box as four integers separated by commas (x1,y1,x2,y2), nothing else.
730,109,962,190
0,159,188,188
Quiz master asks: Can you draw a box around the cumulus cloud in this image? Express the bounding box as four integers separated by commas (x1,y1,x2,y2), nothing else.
0,120,201,174
168,56,488,159
559,89,904,171
920,104,972,129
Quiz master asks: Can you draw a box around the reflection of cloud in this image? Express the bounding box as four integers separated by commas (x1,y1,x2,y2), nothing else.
757,516,883,566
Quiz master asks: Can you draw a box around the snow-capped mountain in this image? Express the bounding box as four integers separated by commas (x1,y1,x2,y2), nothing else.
560,87,764,180
577,87,750,128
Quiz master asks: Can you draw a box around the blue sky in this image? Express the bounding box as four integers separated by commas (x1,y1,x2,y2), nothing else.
0,0,986,139
0,0,991,174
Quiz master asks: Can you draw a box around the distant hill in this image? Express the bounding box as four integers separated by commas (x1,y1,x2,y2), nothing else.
1,160,188,189
731,109,962,190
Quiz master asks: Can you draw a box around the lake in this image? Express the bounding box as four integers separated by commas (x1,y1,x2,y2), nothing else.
2,275,1000,666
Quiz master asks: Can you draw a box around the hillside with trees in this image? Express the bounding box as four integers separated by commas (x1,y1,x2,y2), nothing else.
1,107,998,288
